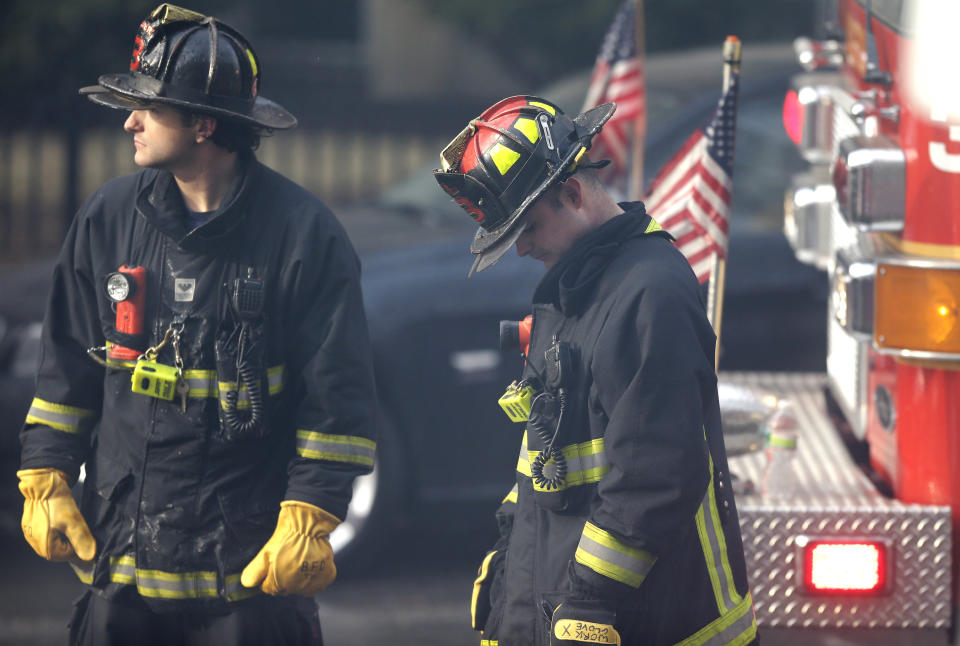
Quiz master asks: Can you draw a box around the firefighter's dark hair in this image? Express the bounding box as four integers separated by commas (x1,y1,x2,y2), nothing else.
179,109,262,153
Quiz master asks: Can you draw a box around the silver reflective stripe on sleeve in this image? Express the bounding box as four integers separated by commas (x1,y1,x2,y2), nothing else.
25,397,96,434
574,522,657,588
296,430,376,467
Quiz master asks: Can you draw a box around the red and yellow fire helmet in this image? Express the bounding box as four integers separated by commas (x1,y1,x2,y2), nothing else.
435,95,616,274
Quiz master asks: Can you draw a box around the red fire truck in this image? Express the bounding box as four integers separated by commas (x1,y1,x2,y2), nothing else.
729,0,960,640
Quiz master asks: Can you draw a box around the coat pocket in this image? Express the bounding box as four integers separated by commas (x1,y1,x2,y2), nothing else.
216,486,280,547
82,453,133,530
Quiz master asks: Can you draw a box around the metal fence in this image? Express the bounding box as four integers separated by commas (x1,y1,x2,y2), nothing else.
0,128,444,265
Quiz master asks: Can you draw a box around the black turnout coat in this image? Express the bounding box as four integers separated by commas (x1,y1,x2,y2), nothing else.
20,157,377,612
473,204,756,646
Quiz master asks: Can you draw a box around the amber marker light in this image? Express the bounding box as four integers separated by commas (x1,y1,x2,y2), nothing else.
874,263,960,355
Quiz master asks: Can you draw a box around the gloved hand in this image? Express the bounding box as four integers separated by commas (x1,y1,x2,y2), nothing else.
241,501,341,596
550,599,621,646
17,468,97,562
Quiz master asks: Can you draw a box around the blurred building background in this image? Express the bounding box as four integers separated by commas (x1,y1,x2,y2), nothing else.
0,0,813,265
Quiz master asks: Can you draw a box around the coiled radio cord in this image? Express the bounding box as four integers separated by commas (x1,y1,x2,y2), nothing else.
221,324,264,438
529,389,568,490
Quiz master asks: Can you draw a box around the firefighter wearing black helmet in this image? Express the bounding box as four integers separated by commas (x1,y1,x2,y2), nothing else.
435,96,756,645
16,4,376,644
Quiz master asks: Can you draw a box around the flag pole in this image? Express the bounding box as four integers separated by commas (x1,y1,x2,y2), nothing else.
709,35,741,372
629,0,645,200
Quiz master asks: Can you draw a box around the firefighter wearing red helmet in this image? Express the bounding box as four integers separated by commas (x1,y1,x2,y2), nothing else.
17,4,376,644
435,96,756,645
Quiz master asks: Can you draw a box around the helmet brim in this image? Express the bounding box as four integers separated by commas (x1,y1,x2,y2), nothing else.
468,220,528,276
467,101,617,273
79,72,297,131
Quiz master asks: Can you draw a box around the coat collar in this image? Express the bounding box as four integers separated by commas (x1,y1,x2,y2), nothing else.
135,153,256,252
532,202,670,313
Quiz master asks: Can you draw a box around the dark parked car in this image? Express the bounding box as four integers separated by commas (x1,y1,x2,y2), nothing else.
0,43,824,559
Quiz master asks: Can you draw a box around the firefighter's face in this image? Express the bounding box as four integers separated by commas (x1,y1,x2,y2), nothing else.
515,182,593,270
123,104,209,170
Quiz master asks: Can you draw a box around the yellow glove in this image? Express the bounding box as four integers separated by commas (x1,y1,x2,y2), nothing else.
241,501,340,596
17,468,97,562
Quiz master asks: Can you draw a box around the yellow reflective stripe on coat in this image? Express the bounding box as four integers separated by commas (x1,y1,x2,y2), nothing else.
574,522,657,588
645,216,664,234
296,430,376,467
696,447,742,614
182,369,218,398
218,365,285,409
25,397,96,434
471,550,498,629
480,641,499,646
675,593,756,646
516,432,610,491
502,483,518,504
70,556,258,602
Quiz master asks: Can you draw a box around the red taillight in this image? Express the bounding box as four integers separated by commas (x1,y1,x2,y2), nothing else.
783,89,803,145
799,539,888,594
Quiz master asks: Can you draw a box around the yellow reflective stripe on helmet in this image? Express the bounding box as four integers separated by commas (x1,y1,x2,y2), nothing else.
574,522,657,588
529,100,556,115
696,444,742,614
502,483,519,504
517,435,611,492
71,556,258,602
246,49,258,77
480,641,499,646
471,550,498,629
514,117,540,144
489,142,521,175
25,397,96,434
569,146,587,172
675,593,756,646
645,217,664,234
296,430,376,467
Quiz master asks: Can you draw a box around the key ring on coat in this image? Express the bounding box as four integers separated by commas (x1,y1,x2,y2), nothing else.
139,324,177,362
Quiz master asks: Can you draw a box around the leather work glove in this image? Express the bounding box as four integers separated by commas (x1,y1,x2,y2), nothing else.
17,468,97,562
241,501,341,596
550,600,621,646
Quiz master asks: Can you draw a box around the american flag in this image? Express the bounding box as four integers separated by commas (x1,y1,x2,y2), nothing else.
643,65,740,283
582,0,645,200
